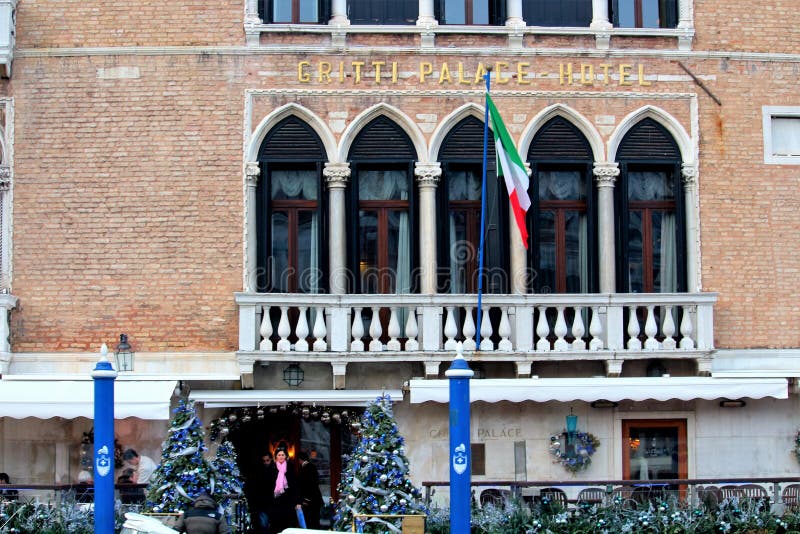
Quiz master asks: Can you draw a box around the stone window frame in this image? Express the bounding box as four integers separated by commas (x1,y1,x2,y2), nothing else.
762,106,800,165
0,98,12,292
243,0,695,50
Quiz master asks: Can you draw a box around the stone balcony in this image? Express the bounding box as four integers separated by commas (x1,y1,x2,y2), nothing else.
235,292,717,388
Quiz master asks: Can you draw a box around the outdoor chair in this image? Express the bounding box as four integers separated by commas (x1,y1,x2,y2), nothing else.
698,485,722,507
782,484,800,510
538,487,568,509
576,487,605,506
479,488,510,507
719,485,744,500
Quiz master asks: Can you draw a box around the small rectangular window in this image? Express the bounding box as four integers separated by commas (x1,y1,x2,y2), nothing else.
523,0,592,27
471,443,486,475
263,0,329,24
612,0,677,28
763,106,800,164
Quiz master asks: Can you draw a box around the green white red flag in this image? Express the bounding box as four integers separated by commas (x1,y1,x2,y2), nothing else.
486,93,530,249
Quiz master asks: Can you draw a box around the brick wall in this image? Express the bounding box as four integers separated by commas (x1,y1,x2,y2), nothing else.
4,3,800,352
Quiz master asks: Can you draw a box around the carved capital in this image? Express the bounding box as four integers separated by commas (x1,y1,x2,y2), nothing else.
414,162,441,189
593,162,620,188
682,164,698,186
245,162,260,187
324,162,351,189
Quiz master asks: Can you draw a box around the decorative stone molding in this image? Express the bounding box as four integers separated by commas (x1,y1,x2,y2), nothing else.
0,0,16,78
681,163,698,186
414,162,441,189
324,162,350,188
605,359,623,377
593,162,620,187
0,165,9,191
245,161,260,186
331,361,348,390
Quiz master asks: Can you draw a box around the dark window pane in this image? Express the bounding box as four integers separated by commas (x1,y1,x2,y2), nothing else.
350,0,418,24
449,211,469,293
386,210,404,293
523,0,592,26
627,211,643,293
628,426,680,480
358,210,378,293
271,212,290,292
538,211,556,293
564,211,586,293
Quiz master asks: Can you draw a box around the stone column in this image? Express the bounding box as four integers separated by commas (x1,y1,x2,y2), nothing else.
324,162,350,294
594,162,619,293
244,0,261,24
244,162,260,292
682,164,699,292
417,0,437,25
0,165,9,290
415,162,441,294
331,0,349,24
676,0,694,49
590,0,612,29
505,0,524,26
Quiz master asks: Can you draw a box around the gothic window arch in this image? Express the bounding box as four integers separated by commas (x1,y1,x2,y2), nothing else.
615,117,686,293
256,116,327,293
436,115,509,294
527,116,597,294
347,116,418,294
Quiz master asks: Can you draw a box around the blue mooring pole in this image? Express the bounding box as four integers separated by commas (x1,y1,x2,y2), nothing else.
92,343,118,534
446,342,473,533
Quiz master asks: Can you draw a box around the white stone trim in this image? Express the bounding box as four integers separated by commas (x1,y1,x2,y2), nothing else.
337,102,428,162
427,102,485,162
607,105,694,164
762,106,800,165
519,103,605,161
246,101,337,162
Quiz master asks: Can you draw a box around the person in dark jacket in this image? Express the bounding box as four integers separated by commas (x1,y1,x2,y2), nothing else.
297,451,324,529
174,493,231,534
265,448,302,534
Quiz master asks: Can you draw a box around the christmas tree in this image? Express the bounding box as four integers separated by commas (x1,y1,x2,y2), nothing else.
146,397,213,513
210,440,247,523
333,394,426,533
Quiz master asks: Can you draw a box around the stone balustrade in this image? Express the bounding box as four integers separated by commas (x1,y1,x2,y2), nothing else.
235,292,717,385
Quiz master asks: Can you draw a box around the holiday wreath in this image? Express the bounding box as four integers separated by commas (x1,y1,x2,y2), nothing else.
549,431,601,473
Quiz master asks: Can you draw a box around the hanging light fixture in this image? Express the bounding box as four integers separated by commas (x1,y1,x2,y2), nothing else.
283,363,304,387
114,333,134,372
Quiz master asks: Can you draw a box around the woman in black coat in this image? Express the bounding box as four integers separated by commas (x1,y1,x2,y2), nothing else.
264,448,302,534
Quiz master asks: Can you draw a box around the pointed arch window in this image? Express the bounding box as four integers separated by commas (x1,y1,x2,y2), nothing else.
437,116,508,294
527,116,596,294
256,116,327,293
615,118,686,293
347,116,418,294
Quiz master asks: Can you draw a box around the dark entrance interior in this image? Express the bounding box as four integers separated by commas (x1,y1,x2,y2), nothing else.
223,408,360,505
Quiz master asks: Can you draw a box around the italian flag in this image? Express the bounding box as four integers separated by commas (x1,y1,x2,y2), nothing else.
487,93,531,249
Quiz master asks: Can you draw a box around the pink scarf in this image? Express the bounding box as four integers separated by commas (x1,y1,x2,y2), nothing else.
274,460,288,496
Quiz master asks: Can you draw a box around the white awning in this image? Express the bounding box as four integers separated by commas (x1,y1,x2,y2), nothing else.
409,377,788,404
190,389,404,408
0,379,177,419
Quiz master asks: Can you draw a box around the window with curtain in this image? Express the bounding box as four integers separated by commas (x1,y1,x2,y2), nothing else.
347,116,417,295
256,116,326,293
261,0,331,23
527,116,596,294
435,0,505,25
437,116,508,294
349,0,418,24
612,0,677,28
522,0,592,27
615,118,686,293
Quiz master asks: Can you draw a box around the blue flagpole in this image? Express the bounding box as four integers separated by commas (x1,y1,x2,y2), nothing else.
477,67,492,349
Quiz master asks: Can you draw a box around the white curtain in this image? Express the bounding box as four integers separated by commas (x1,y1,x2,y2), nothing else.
272,169,317,200
660,212,676,293
772,117,800,156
